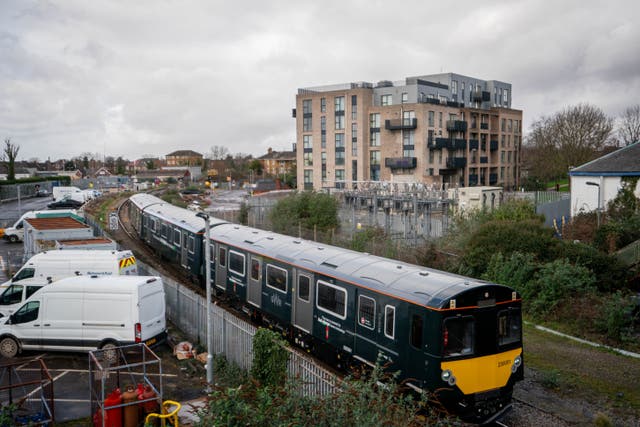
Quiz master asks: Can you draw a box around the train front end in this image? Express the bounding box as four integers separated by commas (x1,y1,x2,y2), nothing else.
433,284,523,424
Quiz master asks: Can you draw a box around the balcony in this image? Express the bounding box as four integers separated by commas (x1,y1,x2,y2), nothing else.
490,140,499,151
452,139,467,150
473,91,491,102
489,173,498,185
385,118,417,130
480,156,489,164
385,157,417,169
446,157,467,169
446,120,467,132
430,138,449,149
480,123,489,130
469,139,479,150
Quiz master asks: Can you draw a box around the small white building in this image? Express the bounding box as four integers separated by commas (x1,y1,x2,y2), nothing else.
448,186,503,213
569,143,640,217
23,217,94,259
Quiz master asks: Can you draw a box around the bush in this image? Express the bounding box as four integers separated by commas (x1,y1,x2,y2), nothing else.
595,291,638,343
461,219,557,276
526,259,596,317
482,252,538,294
269,192,339,235
250,328,289,388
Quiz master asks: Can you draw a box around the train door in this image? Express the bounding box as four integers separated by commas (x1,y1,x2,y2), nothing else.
405,305,427,382
247,255,262,308
353,292,379,365
292,271,314,333
180,230,188,268
215,244,228,291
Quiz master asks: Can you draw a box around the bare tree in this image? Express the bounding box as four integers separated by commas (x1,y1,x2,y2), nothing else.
1,138,20,180
525,104,613,181
618,105,640,146
208,145,230,160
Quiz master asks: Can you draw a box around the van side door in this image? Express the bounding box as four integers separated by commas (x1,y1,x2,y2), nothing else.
8,300,42,349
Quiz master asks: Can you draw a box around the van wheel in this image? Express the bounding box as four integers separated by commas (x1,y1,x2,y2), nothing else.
0,337,19,358
8,235,18,243
100,342,119,364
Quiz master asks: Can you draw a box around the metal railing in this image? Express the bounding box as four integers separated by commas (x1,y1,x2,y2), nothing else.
140,261,339,396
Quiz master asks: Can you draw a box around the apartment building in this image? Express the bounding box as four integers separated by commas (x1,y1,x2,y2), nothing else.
294,73,523,191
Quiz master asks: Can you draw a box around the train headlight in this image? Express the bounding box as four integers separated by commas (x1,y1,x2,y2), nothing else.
441,369,456,386
511,355,522,373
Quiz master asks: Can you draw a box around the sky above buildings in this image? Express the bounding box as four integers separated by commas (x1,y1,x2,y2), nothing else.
1,0,639,162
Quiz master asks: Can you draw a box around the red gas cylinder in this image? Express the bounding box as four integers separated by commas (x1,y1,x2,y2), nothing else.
101,388,123,427
121,384,139,427
140,384,159,414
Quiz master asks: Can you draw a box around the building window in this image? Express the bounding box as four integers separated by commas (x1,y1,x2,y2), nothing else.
369,113,380,128
335,169,345,184
303,135,312,149
381,94,392,106
439,112,443,128
335,115,344,130
501,118,506,131
321,116,326,131
320,97,326,113
304,170,312,185
321,152,327,180
335,151,345,165
461,82,465,101
402,110,415,126
503,89,509,104
403,130,414,147
401,92,408,103
304,152,313,166
335,96,344,112
303,116,312,132
370,151,380,165
302,99,312,115
335,133,345,148
451,80,458,97
351,95,357,120
428,111,434,127
370,131,380,147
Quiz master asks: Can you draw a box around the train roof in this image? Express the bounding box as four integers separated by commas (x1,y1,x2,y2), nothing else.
209,223,506,309
130,193,227,233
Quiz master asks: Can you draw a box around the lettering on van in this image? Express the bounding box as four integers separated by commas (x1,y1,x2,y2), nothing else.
87,272,113,276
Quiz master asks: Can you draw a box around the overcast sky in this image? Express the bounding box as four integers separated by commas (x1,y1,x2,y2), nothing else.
1,0,639,162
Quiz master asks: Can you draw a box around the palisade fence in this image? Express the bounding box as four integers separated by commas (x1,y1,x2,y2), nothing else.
138,261,339,397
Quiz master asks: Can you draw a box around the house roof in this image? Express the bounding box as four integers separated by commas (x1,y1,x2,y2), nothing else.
570,143,640,176
166,150,202,157
258,150,296,161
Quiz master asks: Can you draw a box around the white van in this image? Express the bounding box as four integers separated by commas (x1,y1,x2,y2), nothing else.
2,209,83,243
0,250,138,317
52,186,84,202
0,275,167,358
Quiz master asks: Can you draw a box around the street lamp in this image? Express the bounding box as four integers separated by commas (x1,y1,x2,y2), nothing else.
196,212,214,389
586,181,601,227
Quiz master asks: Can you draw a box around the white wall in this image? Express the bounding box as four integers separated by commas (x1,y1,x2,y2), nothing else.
570,175,639,217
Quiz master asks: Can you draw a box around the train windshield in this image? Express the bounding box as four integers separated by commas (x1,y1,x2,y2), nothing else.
443,316,474,357
498,308,522,346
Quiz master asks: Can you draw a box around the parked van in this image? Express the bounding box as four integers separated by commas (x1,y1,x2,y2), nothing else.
2,209,83,243
0,250,138,317
0,275,166,358
52,186,84,202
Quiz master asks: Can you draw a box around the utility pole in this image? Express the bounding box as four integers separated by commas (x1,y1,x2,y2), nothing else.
196,212,214,390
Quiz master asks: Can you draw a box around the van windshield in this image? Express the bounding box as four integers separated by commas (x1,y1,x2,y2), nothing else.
12,268,35,282
0,285,23,305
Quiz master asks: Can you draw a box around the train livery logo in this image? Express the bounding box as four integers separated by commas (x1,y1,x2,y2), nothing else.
119,256,137,270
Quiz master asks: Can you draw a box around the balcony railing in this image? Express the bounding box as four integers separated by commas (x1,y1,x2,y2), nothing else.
385,118,417,130
446,120,467,132
385,157,417,169
446,157,467,169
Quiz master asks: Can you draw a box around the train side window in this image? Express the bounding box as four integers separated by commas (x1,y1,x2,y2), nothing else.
384,305,395,339
149,218,156,232
316,281,347,320
266,265,287,293
357,295,375,330
219,247,227,267
188,235,195,254
498,308,521,346
161,223,168,239
443,316,474,357
410,314,423,349
174,229,181,246
298,275,310,302
229,250,245,277
250,259,260,281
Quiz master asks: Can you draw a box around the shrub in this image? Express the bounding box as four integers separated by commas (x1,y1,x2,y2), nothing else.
482,252,538,294
250,328,289,388
269,192,339,234
526,259,596,317
595,291,638,343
